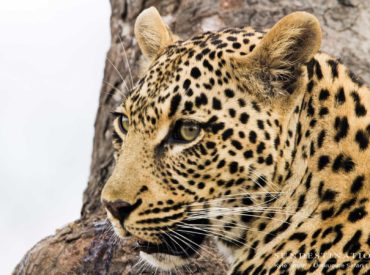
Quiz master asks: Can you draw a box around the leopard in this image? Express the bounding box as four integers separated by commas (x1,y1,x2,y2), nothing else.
101,6,370,274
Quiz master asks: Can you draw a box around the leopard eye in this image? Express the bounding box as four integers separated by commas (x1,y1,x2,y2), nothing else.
172,120,201,143
118,115,129,134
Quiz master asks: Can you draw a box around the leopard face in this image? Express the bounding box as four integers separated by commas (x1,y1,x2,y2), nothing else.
101,7,370,274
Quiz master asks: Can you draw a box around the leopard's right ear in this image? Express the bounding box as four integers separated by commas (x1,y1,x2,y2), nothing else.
134,7,178,61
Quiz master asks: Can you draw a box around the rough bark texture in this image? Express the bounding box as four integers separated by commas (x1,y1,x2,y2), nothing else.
14,0,370,274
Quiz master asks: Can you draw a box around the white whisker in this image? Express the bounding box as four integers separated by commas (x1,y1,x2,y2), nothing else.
118,35,134,88
106,57,131,93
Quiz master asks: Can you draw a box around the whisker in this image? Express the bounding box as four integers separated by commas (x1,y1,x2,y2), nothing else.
178,218,284,241
118,35,134,88
187,210,291,225
189,191,285,207
159,230,206,273
103,80,127,97
106,57,131,93
249,169,280,194
188,206,294,215
176,227,245,247
167,228,214,258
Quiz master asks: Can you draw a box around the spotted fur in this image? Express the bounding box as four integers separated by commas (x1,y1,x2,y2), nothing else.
102,7,370,274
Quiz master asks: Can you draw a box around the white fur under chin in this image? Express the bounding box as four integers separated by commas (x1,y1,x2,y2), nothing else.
216,241,235,264
139,251,189,271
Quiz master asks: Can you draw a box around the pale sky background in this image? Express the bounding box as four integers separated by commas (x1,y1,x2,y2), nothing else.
0,1,110,273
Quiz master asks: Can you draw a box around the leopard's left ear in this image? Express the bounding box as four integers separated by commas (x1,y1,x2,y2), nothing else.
134,7,178,61
236,12,322,97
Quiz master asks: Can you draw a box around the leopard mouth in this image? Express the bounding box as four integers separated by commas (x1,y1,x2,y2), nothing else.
135,218,209,258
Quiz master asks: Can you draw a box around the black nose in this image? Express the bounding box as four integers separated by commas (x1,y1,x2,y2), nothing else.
103,199,142,223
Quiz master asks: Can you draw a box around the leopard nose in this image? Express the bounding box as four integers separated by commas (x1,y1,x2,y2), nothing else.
103,199,142,223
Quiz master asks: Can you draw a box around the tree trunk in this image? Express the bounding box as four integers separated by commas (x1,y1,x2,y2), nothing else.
13,0,370,274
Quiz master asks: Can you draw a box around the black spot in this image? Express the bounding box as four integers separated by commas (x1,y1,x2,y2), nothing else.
197,182,205,189
203,59,213,71
229,162,238,174
257,120,264,130
321,189,337,202
307,80,314,93
212,97,222,110
322,258,337,273
228,109,236,117
264,217,292,243
289,232,307,242
232,42,241,49
244,150,253,159
224,89,235,98
327,59,339,79
195,93,208,107
274,136,280,149
211,122,225,134
334,116,349,142
226,36,237,41
319,89,330,101
355,103,367,117
332,154,355,173
265,154,273,165
312,229,322,239
238,98,246,107
296,194,305,212
258,223,266,231
321,207,334,220
247,241,259,260
351,91,367,117
217,160,225,168
256,175,267,187
315,61,323,79
252,101,261,112
318,155,330,170
307,97,315,116
190,67,201,79
335,87,346,105
319,107,329,117
310,141,315,156
206,142,216,150
169,94,182,117
231,140,243,150
242,196,253,205
222,129,233,141
256,142,265,154
317,130,326,148
249,131,257,143
348,207,367,223
336,198,356,216
239,113,249,124
343,230,361,254
351,175,364,194
184,101,193,111
307,58,315,79
355,129,369,150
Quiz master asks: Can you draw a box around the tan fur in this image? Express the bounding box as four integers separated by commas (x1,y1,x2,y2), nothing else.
134,7,178,60
234,12,321,102
103,8,370,274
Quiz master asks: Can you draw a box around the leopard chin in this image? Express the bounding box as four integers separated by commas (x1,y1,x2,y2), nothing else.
139,251,189,271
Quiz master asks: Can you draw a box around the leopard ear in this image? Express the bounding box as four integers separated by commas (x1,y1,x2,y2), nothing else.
238,12,322,96
134,7,178,60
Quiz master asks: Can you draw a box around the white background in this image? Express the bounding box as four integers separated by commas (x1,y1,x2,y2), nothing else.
0,1,110,273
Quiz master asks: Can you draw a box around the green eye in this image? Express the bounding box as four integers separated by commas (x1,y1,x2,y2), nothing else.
172,120,201,143
118,115,129,134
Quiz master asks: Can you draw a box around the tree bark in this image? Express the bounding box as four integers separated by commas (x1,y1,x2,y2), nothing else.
13,0,370,274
